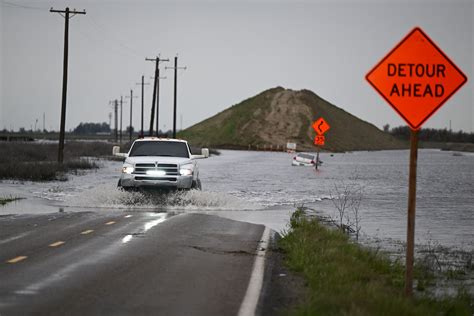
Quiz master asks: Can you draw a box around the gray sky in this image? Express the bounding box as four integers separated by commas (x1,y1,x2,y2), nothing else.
1,0,473,133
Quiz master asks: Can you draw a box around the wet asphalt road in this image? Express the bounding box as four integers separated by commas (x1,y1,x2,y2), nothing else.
0,211,268,315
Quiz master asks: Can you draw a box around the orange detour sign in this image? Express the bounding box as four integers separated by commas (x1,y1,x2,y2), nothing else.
314,135,325,146
312,117,330,135
366,27,467,130
366,27,467,298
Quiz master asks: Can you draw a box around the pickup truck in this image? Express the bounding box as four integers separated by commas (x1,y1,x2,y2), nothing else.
113,138,209,191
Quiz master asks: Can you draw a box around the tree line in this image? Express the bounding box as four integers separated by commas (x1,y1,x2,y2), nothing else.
384,124,474,143
73,122,110,134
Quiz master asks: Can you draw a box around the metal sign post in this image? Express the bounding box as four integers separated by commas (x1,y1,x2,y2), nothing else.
405,129,418,295
312,119,329,171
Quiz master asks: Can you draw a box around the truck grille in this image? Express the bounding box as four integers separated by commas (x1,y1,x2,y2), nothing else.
133,163,179,176
134,176,177,182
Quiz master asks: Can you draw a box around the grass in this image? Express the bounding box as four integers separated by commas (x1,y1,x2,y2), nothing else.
0,196,23,206
0,160,99,181
179,87,279,148
279,208,473,315
0,141,109,181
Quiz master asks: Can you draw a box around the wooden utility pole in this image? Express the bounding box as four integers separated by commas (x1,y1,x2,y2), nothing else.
109,100,118,142
50,7,86,163
119,96,127,144
126,90,138,142
315,147,320,170
146,56,169,136
155,69,167,136
136,75,149,137
166,56,186,138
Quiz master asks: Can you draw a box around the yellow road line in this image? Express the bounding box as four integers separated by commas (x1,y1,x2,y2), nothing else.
105,221,116,225
49,241,65,247
80,229,94,235
7,256,28,264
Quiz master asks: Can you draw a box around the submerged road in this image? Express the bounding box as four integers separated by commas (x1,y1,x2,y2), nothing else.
0,211,275,315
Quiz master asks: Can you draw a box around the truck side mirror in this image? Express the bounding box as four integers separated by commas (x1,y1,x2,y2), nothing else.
201,148,209,158
113,146,128,157
112,146,120,156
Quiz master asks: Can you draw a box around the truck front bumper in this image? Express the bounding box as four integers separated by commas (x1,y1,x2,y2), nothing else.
120,173,193,190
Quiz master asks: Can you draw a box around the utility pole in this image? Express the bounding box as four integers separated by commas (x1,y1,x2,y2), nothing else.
109,100,118,142
146,56,169,136
146,57,159,136
119,96,127,144
50,7,86,163
126,89,138,142
166,56,186,138
136,75,150,137
154,68,167,136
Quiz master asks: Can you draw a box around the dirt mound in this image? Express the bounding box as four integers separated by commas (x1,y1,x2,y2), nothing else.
179,87,406,152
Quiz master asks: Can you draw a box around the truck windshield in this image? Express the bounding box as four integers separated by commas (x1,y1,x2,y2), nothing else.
129,141,190,158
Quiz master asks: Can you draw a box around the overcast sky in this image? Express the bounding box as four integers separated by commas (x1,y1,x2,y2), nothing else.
1,0,472,133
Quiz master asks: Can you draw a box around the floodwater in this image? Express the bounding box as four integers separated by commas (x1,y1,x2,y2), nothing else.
1,149,473,252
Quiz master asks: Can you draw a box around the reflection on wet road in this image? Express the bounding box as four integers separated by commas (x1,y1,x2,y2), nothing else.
0,211,268,315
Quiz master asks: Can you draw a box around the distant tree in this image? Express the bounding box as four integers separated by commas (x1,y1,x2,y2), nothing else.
126,126,134,134
19,127,26,133
158,129,173,138
383,124,390,133
389,125,474,143
73,122,111,134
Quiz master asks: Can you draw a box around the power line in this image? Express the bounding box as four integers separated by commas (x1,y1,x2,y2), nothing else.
86,15,143,58
73,22,139,60
0,0,48,11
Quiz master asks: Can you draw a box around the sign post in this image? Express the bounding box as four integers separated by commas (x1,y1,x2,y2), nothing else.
312,118,330,170
366,27,467,296
405,129,418,294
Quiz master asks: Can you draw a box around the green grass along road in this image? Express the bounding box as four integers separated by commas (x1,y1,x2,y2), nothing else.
279,209,472,315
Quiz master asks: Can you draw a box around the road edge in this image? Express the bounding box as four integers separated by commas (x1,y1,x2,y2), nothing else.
237,226,272,316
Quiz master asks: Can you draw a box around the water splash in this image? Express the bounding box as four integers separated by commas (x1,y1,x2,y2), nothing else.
65,183,260,211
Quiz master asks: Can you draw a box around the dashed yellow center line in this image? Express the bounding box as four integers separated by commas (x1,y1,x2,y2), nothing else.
105,221,116,226
7,256,28,264
49,241,65,247
80,229,94,235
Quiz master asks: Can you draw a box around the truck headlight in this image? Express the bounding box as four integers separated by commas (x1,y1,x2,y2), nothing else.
146,170,166,176
122,164,134,174
179,164,194,176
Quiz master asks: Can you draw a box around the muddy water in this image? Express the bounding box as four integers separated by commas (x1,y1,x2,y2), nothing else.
1,149,473,252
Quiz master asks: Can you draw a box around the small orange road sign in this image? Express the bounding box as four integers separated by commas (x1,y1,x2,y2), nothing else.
366,27,467,130
314,135,325,146
312,117,330,135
